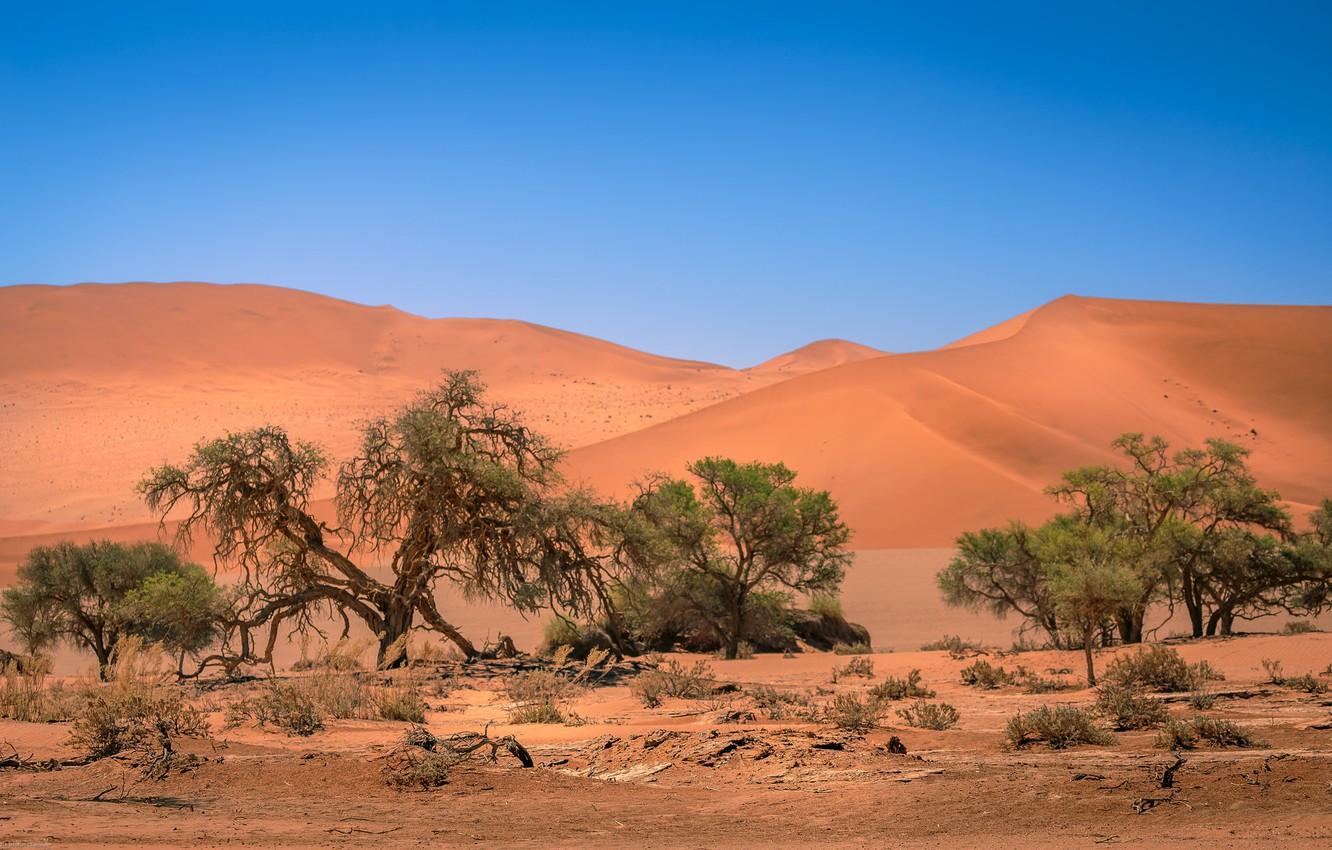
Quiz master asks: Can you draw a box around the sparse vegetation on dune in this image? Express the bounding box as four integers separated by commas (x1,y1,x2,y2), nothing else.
896,699,960,730
1156,716,1265,750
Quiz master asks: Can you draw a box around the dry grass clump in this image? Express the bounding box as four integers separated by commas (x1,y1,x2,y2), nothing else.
869,669,934,701
1004,705,1114,750
373,684,429,723
1094,682,1169,730
1,661,74,723
747,685,817,721
67,639,210,775
227,680,325,736
227,670,429,734
632,659,716,708
896,699,960,730
1155,716,1265,750
1103,646,1223,693
291,638,373,672
960,660,1015,690
1261,658,1329,694
825,692,884,733
503,647,610,723
831,656,875,681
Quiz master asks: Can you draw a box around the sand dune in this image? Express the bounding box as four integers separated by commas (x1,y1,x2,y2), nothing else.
0,282,874,532
567,296,1332,547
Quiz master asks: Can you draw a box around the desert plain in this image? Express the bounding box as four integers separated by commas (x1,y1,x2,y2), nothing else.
2,282,1331,848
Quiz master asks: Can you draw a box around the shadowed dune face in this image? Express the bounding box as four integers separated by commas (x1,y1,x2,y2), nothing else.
567,296,1332,547
0,283,879,533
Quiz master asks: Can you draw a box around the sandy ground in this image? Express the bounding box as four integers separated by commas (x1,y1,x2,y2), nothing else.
3,633,1332,848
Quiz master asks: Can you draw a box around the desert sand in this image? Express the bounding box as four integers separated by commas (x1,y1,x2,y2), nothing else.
0,282,884,534
569,295,1332,547
3,633,1332,848
3,283,1332,848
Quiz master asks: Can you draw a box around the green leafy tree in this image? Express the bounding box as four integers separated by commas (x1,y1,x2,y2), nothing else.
0,540,214,678
631,457,851,659
140,371,640,672
1038,522,1139,685
1049,434,1290,640
937,523,1063,646
119,564,229,674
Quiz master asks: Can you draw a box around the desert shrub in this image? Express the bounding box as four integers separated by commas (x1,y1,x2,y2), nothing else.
0,661,73,723
66,637,211,769
631,659,715,707
808,594,844,620
960,660,1015,689
869,669,934,701
832,656,875,681
1004,705,1114,750
1187,686,1218,710
1283,620,1320,634
832,642,874,655
1281,672,1328,695
825,692,883,732
1261,657,1284,683
227,680,325,736
503,647,611,722
374,684,428,723
896,699,959,730
1094,682,1169,730
1102,646,1222,693
1015,666,1079,694
920,634,984,653
747,685,816,720
384,748,454,789
1156,716,1264,750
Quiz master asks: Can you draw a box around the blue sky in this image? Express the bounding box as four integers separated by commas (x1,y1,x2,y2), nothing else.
3,2,1329,365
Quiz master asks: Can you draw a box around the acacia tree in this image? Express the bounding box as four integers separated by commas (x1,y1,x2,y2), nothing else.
140,371,638,672
631,457,851,659
0,540,217,678
937,523,1064,647
1049,434,1290,640
1038,523,1138,685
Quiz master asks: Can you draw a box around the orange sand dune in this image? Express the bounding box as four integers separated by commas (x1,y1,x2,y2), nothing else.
567,296,1332,548
747,339,886,377
0,282,879,532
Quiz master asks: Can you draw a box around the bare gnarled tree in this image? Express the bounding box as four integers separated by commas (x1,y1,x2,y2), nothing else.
140,371,638,673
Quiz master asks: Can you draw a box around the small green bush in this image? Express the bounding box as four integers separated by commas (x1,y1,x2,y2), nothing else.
1094,682,1168,730
227,681,325,736
832,642,874,655
960,660,1015,690
896,699,959,730
832,656,875,681
870,669,934,701
1004,705,1114,750
825,692,883,732
1156,716,1264,750
1015,666,1078,694
1103,646,1223,693
920,635,984,653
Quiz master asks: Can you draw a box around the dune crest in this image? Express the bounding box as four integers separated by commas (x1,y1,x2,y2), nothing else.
567,295,1332,547
0,282,872,531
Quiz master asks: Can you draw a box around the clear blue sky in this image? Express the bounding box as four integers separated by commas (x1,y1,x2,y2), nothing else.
3,2,1329,365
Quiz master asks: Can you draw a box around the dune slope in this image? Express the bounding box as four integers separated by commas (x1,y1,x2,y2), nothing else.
0,282,874,532
567,296,1332,547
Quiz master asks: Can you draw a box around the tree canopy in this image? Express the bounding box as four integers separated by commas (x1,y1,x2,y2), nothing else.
139,371,641,672
629,457,852,658
939,433,1332,650
0,540,218,677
